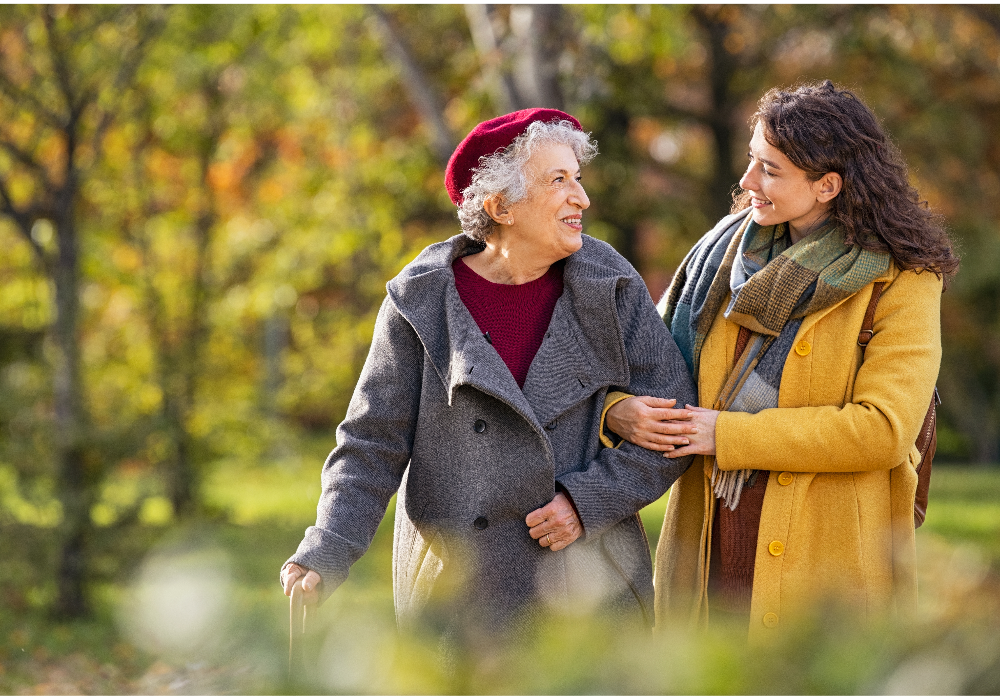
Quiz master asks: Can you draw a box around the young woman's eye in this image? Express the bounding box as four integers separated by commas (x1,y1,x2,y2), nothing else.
748,152,773,177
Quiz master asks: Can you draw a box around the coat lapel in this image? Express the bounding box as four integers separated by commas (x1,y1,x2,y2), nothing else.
522,240,631,426
387,234,633,432
386,235,541,430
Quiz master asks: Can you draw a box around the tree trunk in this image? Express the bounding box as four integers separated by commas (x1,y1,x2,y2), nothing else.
693,6,746,217
263,313,288,420
594,108,639,268
52,128,91,618
509,4,565,109
169,199,215,517
369,6,455,165
464,4,517,113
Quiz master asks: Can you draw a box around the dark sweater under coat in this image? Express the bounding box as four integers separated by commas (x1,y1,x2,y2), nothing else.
286,233,696,631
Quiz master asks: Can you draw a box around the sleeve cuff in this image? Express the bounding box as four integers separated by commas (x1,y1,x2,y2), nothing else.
715,410,759,472
600,391,633,448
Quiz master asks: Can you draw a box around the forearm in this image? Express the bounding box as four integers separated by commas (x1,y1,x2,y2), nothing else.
286,296,422,599
288,435,410,589
558,444,693,538
716,402,919,473
561,274,698,536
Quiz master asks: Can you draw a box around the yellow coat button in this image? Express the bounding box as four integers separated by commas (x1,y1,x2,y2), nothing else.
794,340,811,356
778,472,794,486
768,540,785,556
763,612,779,628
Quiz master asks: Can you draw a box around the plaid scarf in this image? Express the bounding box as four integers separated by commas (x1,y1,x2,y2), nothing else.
662,210,890,509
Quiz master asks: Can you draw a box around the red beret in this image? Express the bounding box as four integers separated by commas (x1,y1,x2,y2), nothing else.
445,108,582,206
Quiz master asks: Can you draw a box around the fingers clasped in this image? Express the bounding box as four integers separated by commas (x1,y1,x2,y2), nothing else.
606,396,698,452
662,405,719,458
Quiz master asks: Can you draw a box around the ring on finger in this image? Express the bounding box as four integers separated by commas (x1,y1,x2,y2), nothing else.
544,534,552,546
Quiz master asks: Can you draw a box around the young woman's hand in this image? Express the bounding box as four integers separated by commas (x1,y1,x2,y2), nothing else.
606,396,698,451
662,405,718,457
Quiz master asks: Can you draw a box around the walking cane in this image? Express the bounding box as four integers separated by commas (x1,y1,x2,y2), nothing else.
288,579,308,682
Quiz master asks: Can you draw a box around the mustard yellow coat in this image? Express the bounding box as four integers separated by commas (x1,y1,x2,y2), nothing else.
653,262,942,642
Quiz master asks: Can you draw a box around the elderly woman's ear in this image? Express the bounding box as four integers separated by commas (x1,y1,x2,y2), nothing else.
483,193,513,226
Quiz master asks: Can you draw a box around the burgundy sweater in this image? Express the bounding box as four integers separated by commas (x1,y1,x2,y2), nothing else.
452,256,564,388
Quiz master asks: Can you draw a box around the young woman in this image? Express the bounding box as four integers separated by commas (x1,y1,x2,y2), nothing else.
604,80,958,640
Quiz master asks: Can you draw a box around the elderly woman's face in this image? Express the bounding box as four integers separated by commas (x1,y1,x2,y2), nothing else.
507,143,590,260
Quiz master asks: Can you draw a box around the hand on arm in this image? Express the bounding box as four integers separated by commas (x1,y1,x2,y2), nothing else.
606,396,698,451
661,405,718,457
556,273,698,539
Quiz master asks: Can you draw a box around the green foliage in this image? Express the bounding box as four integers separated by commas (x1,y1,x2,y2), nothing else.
0,0,998,654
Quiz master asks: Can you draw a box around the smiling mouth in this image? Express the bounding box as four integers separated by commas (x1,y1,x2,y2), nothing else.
560,216,582,226
751,196,772,207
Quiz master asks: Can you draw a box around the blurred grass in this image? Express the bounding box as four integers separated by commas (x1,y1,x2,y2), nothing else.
2,460,1000,693
918,465,1000,564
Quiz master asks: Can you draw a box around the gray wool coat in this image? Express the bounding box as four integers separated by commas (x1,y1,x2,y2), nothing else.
286,233,696,632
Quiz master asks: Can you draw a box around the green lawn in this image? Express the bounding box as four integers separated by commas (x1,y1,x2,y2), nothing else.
2,461,1000,693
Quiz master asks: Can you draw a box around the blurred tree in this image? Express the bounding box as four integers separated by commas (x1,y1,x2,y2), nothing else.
464,4,567,111
0,5,165,616
1,1,999,624
112,5,294,517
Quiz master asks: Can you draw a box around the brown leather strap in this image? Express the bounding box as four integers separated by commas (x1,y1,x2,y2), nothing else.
858,281,886,355
915,393,937,460
855,279,938,528
734,325,752,364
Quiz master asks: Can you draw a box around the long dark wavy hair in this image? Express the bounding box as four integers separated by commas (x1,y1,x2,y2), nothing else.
732,80,959,283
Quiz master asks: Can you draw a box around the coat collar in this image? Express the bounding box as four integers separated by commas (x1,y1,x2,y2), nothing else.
386,234,632,429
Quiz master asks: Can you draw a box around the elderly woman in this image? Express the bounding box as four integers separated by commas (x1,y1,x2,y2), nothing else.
280,109,696,637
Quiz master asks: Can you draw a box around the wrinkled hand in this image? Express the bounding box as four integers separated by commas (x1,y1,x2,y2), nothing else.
526,492,583,551
281,562,321,606
606,396,698,451
662,405,718,458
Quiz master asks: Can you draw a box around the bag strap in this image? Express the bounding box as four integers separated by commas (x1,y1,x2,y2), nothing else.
858,281,886,356
856,279,939,528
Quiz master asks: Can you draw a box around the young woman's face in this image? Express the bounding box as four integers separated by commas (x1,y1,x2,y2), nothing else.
506,142,590,260
739,122,836,241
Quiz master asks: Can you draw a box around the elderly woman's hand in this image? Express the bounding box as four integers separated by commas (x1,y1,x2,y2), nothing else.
281,562,321,606
606,396,698,452
526,492,583,551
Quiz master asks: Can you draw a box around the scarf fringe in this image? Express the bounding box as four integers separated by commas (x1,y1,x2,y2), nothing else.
711,464,753,510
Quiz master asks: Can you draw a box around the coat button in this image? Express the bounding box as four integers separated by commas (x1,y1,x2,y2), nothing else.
777,471,794,486
474,419,486,433
794,340,811,356
545,421,557,431
768,540,785,556
473,516,488,530
763,612,779,628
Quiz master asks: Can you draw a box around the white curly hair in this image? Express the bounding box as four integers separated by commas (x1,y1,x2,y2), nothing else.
457,120,598,242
